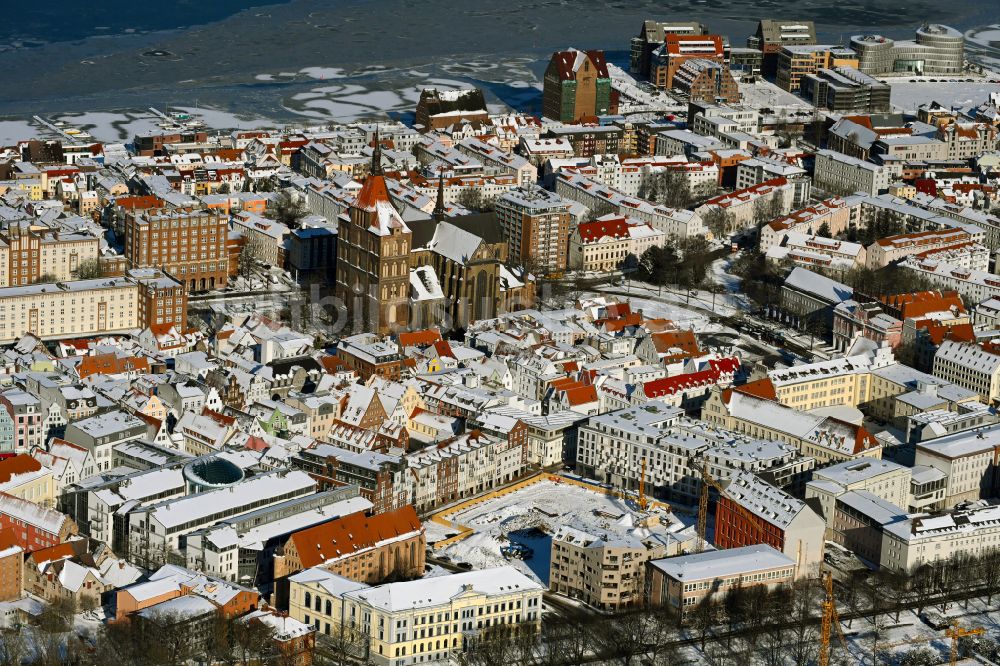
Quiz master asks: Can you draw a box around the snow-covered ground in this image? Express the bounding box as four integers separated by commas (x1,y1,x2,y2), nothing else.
887,77,1000,114
433,478,686,585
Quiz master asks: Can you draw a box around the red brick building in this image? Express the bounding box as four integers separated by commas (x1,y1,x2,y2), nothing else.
0,493,77,553
124,208,228,292
0,533,22,602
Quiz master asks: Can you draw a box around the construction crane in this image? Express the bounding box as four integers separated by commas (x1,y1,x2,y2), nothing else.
877,621,983,666
818,570,846,666
946,622,983,665
638,456,648,512
694,462,763,553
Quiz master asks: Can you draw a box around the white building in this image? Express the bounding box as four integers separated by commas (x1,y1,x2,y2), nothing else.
881,503,1000,572
914,422,1000,507
288,566,543,666
813,149,891,196
805,458,911,530
931,340,1000,404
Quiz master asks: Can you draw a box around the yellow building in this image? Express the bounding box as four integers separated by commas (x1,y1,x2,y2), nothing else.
288,566,543,666
0,454,57,509
0,278,139,344
776,46,859,91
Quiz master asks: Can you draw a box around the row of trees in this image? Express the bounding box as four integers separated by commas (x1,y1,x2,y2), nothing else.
460,550,1000,666
0,607,298,666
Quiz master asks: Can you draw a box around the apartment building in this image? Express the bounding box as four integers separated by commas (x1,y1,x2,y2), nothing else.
902,257,1000,306
577,401,812,503
805,458,911,530
555,172,703,238
288,566,542,665
495,186,571,274
813,150,891,195
672,59,740,104
292,445,409,514
649,34,727,91
914,423,1000,508
0,493,77,553
759,197,853,252
776,46,858,92
0,278,137,344
125,208,228,292
550,521,687,610
801,67,891,113
714,471,825,578
648,545,796,615
0,390,42,454
127,470,317,568
830,490,909,565
63,410,147,473
631,19,709,77
406,432,526,512
0,223,99,287
767,233,866,276
932,340,1000,404
455,137,537,186
748,20,817,76
865,228,977,269
881,503,1000,572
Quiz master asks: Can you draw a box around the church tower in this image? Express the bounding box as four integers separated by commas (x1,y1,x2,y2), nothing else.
335,128,412,335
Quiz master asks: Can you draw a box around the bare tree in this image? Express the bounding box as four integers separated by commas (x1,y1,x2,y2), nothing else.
0,628,28,666
266,189,308,228
703,207,734,239
689,596,718,650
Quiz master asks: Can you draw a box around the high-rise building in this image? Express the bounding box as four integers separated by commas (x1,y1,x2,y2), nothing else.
650,34,727,91
124,208,228,292
335,135,412,335
542,49,612,122
748,20,817,76
630,20,709,78
775,46,859,92
495,186,571,274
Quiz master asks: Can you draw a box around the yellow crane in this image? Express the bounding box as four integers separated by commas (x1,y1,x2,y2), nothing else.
638,456,648,512
694,462,763,553
876,621,983,665
946,622,983,665
819,570,841,666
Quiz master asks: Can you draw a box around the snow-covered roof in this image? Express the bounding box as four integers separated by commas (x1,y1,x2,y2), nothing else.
650,544,795,581
343,566,542,612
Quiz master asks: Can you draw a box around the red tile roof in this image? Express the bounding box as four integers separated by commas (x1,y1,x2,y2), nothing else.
289,505,422,569
549,49,609,80
577,217,629,243
0,454,42,485
562,385,599,406
398,329,442,347
77,354,150,379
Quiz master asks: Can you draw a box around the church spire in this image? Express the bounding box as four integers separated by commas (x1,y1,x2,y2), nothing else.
433,166,446,222
370,126,383,176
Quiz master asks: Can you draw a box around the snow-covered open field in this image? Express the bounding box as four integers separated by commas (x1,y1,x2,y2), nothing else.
432,478,687,585
888,77,1000,113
